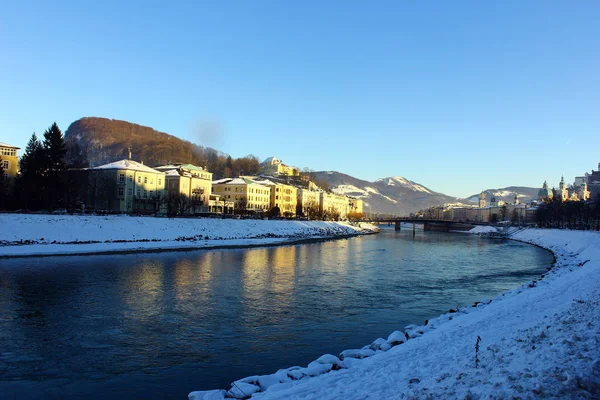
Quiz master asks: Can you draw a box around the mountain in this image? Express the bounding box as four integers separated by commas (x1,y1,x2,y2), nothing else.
64,117,260,178
463,186,540,205
312,171,462,215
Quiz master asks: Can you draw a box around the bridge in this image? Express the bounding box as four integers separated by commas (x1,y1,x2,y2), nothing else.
370,217,486,232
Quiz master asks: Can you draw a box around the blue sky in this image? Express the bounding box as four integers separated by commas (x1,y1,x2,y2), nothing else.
1,1,598,198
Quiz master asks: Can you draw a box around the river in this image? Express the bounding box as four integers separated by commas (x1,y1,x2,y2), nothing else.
0,227,553,399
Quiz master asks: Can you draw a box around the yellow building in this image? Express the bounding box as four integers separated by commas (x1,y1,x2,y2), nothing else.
297,188,321,217
89,159,166,213
348,197,364,215
260,156,300,177
0,142,20,180
154,164,213,214
255,179,298,217
212,178,271,214
320,192,349,220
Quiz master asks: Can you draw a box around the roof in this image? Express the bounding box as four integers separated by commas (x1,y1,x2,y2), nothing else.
262,156,279,164
213,177,269,186
154,163,207,172
164,169,182,176
92,159,165,174
0,142,20,149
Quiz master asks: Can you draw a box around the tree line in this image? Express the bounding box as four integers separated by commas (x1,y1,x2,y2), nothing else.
536,193,600,229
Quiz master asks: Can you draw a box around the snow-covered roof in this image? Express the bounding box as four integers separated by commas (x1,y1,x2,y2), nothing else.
253,179,276,186
164,169,181,176
0,142,20,149
213,177,268,186
92,159,164,174
155,163,207,172
262,156,279,164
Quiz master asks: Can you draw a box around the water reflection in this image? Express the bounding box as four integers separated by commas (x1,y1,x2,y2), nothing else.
0,230,553,399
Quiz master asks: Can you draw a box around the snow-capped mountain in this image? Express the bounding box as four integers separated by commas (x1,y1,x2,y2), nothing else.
463,186,540,205
312,171,462,215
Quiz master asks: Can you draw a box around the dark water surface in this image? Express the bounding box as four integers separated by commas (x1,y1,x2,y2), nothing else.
0,228,553,399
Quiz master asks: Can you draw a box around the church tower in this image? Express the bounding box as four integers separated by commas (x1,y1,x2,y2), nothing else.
514,192,520,205
478,191,486,208
559,176,568,201
538,181,553,202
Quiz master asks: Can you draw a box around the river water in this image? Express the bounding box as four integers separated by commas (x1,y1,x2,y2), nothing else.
0,227,553,399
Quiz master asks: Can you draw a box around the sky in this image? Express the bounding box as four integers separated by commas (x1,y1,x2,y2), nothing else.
1,1,599,198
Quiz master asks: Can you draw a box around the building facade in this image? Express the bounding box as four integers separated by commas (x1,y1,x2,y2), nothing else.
89,159,166,213
0,142,19,181
260,157,300,177
320,192,349,220
212,178,271,214
154,164,213,214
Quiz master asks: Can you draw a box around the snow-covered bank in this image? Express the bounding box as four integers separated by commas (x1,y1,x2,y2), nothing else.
190,229,600,399
0,214,379,257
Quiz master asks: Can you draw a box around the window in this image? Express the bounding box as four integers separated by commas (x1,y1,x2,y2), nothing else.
128,188,133,196
137,189,141,197
1,160,8,169
118,187,124,196
144,177,148,184
144,190,148,198
129,175,133,181
119,173,125,182
137,176,141,183
158,178,162,185
150,179,153,184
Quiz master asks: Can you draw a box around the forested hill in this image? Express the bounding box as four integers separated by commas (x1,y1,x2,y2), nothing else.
64,117,260,178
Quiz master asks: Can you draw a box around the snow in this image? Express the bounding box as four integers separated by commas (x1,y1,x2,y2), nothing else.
189,229,600,399
376,176,432,194
0,214,379,258
467,225,498,234
331,185,369,197
92,159,164,174
363,187,398,204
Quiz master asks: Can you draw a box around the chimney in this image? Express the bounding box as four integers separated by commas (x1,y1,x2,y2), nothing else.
141,160,144,165
128,147,132,160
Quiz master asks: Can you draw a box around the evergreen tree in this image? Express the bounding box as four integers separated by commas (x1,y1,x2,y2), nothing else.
17,133,45,209
43,122,67,171
19,133,44,178
40,123,67,209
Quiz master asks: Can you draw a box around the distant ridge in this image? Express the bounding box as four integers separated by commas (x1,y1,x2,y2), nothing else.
312,171,462,215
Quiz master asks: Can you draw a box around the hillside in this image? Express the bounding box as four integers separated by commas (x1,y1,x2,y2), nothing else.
64,117,260,178
463,186,540,205
313,171,461,215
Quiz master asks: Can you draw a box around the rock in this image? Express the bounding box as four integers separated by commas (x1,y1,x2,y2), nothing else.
274,368,292,383
287,367,305,380
368,338,388,351
302,361,332,376
315,354,345,370
227,382,260,399
339,348,375,360
257,374,281,391
188,390,227,400
387,330,407,346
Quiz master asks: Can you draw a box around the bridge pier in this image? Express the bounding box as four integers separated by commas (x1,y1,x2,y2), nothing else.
395,221,401,231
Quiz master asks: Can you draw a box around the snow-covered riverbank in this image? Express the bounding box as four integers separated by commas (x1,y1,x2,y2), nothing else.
190,229,600,399
0,214,378,258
